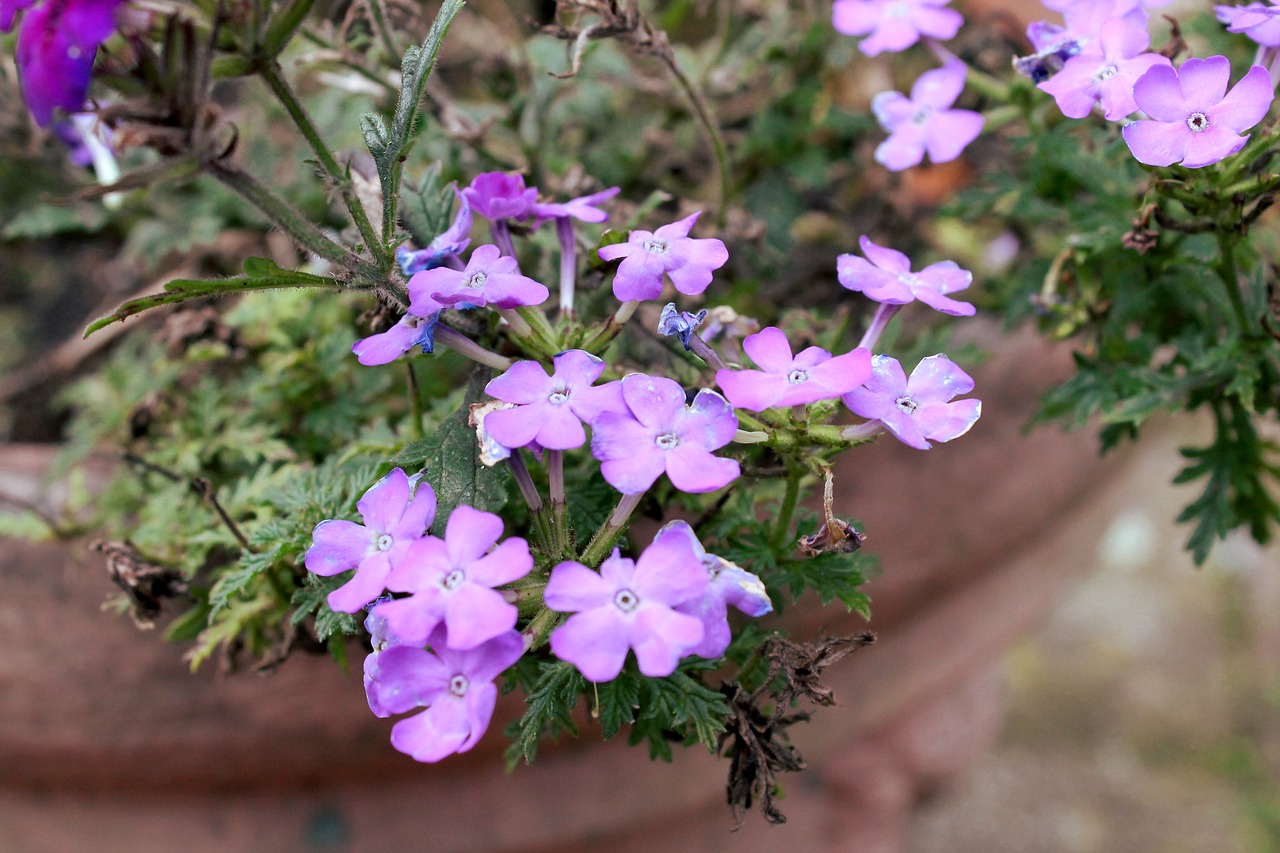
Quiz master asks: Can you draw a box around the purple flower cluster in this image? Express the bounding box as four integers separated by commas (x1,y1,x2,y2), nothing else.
3,0,123,125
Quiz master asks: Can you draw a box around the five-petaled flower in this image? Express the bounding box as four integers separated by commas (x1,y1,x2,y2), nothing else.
364,626,525,762
837,236,976,316
831,0,963,56
482,350,625,450
591,374,740,495
545,531,709,681
1038,17,1171,121
843,353,982,450
1122,56,1274,169
716,327,872,412
872,59,984,171
597,212,729,302
409,244,550,312
304,469,436,613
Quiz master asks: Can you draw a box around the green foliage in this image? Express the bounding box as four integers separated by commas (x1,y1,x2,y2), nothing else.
505,659,584,767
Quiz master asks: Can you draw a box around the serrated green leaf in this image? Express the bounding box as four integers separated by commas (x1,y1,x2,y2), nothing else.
505,660,584,767
596,671,641,738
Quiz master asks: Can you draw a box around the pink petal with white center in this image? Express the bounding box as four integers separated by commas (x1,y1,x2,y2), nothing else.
374,593,443,645
910,4,963,40
860,15,920,56
1210,65,1274,133
875,130,928,171
553,349,607,387
483,403,546,449
393,485,438,540
407,268,459,315
683,389,739,448
571,380,627,425
913,286,976,316
599,444,669,494
633,526,708,605
597,239,639,262
906,353,975,402
872,90,917,129
533,405,588,450
804,348,873,397
612,249,668,301
390,694,473,761
467,536,534,587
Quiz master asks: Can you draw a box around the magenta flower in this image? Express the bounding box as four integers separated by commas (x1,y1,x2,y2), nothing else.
408,244,550,312
1122,57,1274,169
1217,3,1280,47
843,354,981,450
545,532,709,682
351,312,439,366
654,521,772,660
460,172,537,222
1038,18,1171,120
530,186,620,226
837,236,976,316
482,350,626,450
831,0,963,57
596,211,729,302
379,505,533,650
364,626,525,762
872,60,984,171
396,190,472,276
591,374,741,495
7,0,124,126
715,327,873,412
304,469,437,613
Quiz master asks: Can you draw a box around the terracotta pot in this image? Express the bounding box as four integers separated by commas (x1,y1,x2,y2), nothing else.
0,324,1128,852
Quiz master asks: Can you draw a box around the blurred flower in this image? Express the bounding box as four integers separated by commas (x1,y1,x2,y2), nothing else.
871,60,984,171
1038,18,1171,120
1216,2,1280,47
831,0,962,57
7,0,124,126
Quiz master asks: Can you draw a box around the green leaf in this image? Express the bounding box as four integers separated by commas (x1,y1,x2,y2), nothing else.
399,163,455,247
631,664,731,760
84,257,339,336
505,660,584,767
596,671,642,739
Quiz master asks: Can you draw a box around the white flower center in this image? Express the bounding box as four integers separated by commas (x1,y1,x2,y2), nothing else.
375,534,394,552
614,588,640,613
886,2,910,17
896,272,919,287
548,389,570,405
1094,64,1119,82
787,369,810,384
895,396,918,414
656,432,680,450
442,569,465,591
643,238,669,255
449,674,469,697
464,271,489,288
1187,112,1209,133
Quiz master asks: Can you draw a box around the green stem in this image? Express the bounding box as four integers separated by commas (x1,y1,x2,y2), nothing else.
658,49,731,226
257,60,384,259
579,492,644,567
1216,232,1252,336
366,0,402,65
405,361,424,441
771,461,803,550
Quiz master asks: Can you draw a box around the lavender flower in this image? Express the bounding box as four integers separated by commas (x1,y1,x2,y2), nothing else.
460,172,537,222
872,60,984,172
379,505,533,649
9,0,124,126
395,190,473,276
482,350,625,450
655,521,772,659
591,374,741,495
843,354,981,450
364,626,525,762
351,312,440,366
545,532,709,681
529,187,621,226
1122,57,1274,169
831,0,963,57
408,244,550,312
304,469,437,613
837,236,976,316
715,327,872,412
597,212,729,302
1217,2,1280,47
1038,18,1171,121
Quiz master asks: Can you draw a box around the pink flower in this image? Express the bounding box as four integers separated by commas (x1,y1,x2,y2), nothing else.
591,374,740,495
483,350,625,450
832,0,963,56
1038,18,1171,121
545,532,709,682
837,236,976,316
1217,2,1280,47
408,244,550,312
460,172,537,222
1122,56,1274,169
304,469,436,613
872,60,984,172
843,353,981,450
715,327,872,412
597,211,729,302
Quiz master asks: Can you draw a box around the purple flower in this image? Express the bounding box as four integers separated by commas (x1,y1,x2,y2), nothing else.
408,244,550,312
364,626,524,762
1038,18,1171,120
1217,2,1280,47
596,212,729,302
396,190,473,276
378,505,533,649
872,59,984,172
1122,57,1274,169
460,172,538,222
482,350,626,450
11,0,124,126
304,469,437,613
843,353,981,450
831,0,963,57
837,236,976,316
654,521,772,659
715,327,873,412
591,374,741,495
545,532,709,682
657,302,708,351
530,186,621,226
352,312,440,366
